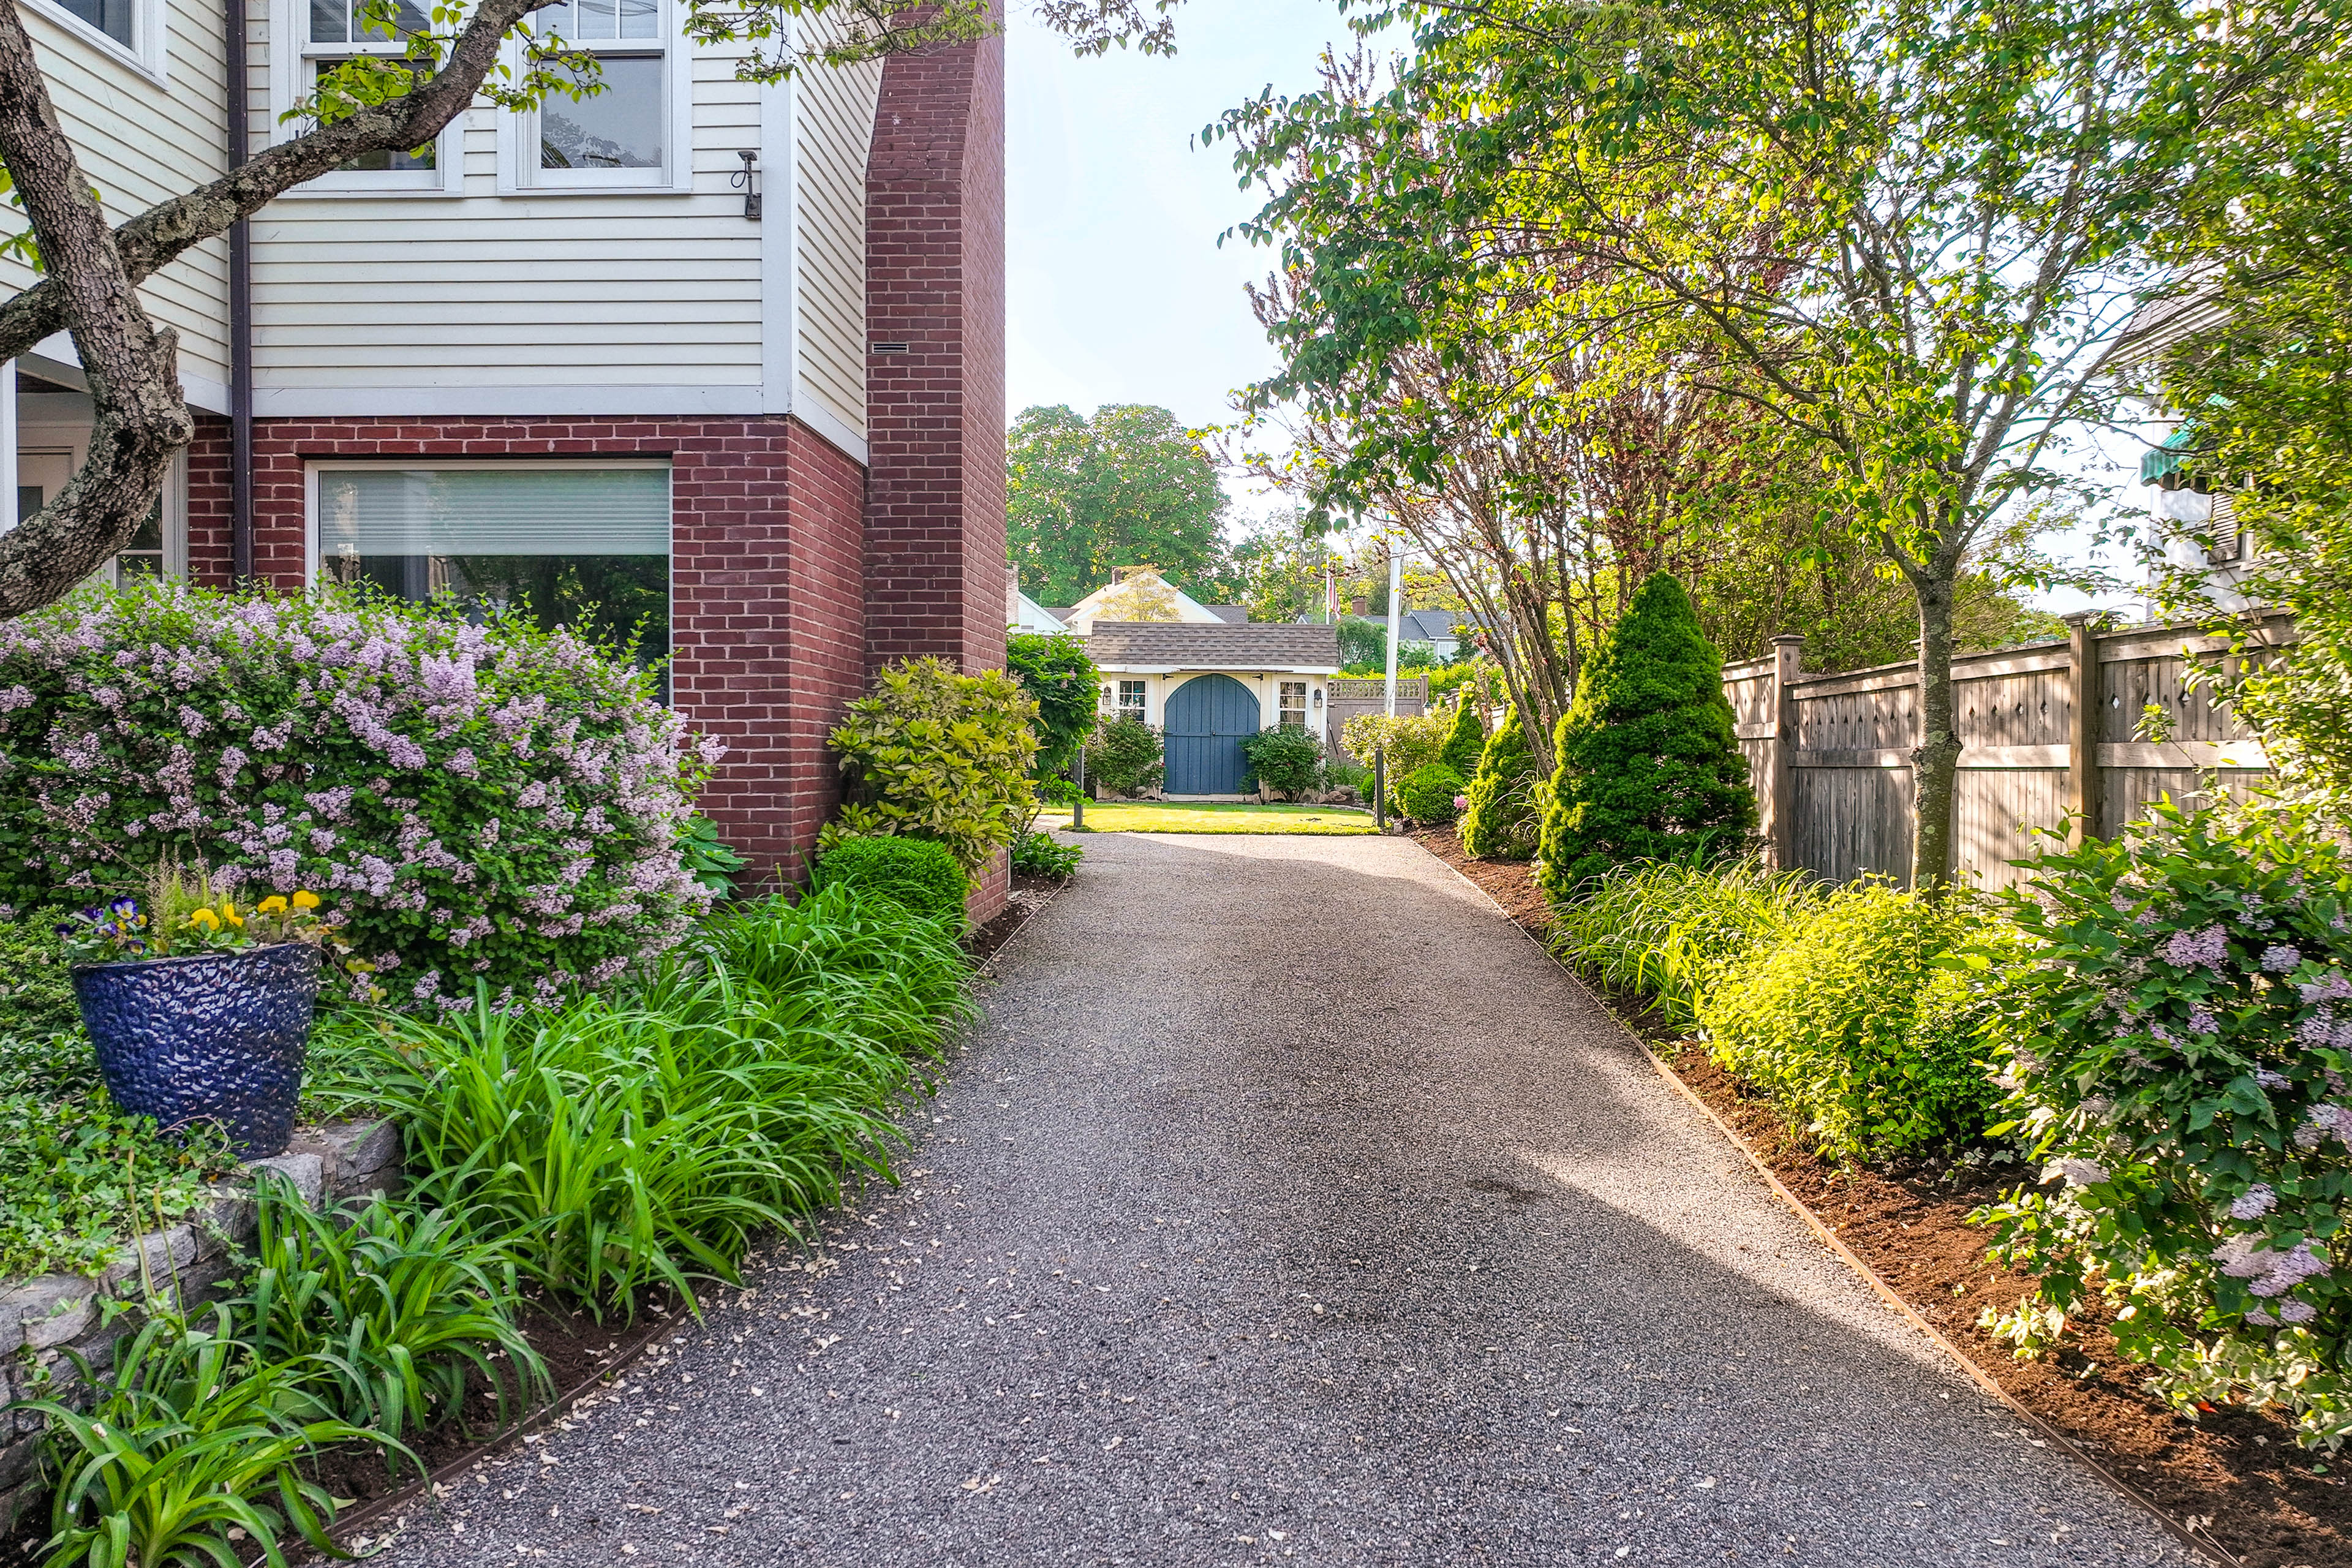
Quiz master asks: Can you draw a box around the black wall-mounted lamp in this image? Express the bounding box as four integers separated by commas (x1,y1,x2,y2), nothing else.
733,150,761,221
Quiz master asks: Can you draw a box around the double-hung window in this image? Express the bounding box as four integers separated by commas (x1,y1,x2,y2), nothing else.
291,0,455,189
512,0,685,191
311,463,673,672
1117,680,1148,720
1278,681,1308,729
28,0,165,80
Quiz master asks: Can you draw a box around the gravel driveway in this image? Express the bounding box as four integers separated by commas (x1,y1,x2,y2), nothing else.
374,831,2192,1567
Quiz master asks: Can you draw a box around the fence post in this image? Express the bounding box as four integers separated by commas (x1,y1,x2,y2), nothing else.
1374,747,1387,830
2065,611,2103,845
1768,636,1804,870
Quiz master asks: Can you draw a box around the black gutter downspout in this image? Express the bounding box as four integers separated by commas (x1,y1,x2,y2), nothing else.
226,0,254,584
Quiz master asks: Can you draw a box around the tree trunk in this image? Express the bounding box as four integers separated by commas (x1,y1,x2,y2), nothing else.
0,1,192,617
1910,567,1962,893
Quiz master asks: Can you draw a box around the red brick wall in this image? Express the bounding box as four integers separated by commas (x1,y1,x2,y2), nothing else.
183,414,867,884
865,30,1009,682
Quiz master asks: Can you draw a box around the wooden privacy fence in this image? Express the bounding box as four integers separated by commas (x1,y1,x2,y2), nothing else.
1326,675,1430,763
1724,616,2278,892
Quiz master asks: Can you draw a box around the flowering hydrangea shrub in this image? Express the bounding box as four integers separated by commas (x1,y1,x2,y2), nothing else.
0,580,720,1010
1976,801,2352,1445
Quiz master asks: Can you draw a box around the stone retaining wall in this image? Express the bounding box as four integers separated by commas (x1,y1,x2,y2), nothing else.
0,1118,402,1531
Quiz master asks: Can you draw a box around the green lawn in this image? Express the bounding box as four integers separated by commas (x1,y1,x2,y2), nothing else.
1036,801,1378,835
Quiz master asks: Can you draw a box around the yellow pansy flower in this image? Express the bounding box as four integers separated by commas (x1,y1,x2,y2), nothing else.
221,900,245,928
257,896,288,916
291,891,322,911
187,908,221,932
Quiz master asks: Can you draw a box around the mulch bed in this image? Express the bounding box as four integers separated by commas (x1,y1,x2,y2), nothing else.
1414,826,2352,1568
967,873,1066,968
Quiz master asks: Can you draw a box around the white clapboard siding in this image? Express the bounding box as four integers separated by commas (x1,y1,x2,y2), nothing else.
249,7,767,395
792,48,879,444
2,0,232,401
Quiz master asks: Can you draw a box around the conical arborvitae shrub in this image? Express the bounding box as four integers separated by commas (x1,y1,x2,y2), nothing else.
1536,572,1756,902
1438,696,1487,777
1460,704,1537,861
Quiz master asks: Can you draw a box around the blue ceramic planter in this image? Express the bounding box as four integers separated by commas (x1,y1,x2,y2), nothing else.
72,942,323,1158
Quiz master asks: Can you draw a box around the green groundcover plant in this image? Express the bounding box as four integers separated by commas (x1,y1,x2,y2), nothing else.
0,579,718,1012
0,907,78,1041
1698,880,2008,1163
1976,802,2352,1447
810,835,970,931
1537,574,1755,901
1551,859,1826,1027
824,657,1038,872
307,884,973,1318
1460,706,1539,861
1011,831,1083,880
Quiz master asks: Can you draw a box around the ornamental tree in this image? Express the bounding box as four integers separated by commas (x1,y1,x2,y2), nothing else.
1005,631,1100,779
1536,573,1754,900
0,0,1185,619
1438,696,1486,777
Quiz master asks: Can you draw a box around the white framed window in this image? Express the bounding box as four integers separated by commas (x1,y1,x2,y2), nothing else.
307,461,673,670
500,0,692,195
273,0,462,193
1278,680,1308,730
11,389,186,585
26,0,167,83
1117,680,1147,719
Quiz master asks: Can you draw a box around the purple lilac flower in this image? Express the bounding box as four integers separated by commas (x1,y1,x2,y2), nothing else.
2258,1069,2291,1089
2278,1299,2318,1324
2187,1006,2219,1035
2263,944,2305,973
2302,973,2352,1005
2231,1185,2278,1220
2165,925,2231,970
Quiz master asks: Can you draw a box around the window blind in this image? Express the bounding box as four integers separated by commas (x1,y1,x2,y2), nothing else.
317,467,670,557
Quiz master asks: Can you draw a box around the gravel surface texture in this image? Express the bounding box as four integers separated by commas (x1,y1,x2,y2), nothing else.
372,832,2193,1567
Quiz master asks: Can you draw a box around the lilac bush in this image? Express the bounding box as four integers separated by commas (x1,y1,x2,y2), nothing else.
1976,801,2352,1445
0,581,720,1009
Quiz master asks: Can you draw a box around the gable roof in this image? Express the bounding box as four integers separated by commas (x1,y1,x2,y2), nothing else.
1085,620,1343,671
1396,609,1466,642
1204,604,1249,624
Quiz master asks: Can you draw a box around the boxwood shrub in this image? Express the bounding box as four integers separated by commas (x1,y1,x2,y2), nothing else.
0,579,718,1011
812,835,970,930
1398,761,1466,825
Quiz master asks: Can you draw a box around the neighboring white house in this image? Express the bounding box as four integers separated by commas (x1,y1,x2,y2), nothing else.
1085,620,1342,796
1009,590,1068,634
2117,295,2261,610
1055,568,1246,635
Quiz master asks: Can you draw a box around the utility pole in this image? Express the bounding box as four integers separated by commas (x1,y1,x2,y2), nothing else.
1384,545,1402,717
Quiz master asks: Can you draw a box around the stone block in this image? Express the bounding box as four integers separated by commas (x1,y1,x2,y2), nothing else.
0,1433,42,1491
21,1293,94,1351
244,1152,323,1207
1,1475,43,1536
290,1119,401,1195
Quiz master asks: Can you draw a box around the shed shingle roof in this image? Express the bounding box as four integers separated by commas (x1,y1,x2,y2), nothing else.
1084,620,1342,670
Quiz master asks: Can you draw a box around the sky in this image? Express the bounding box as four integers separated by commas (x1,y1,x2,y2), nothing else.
1000,2,2142,613
1003,0,1370,448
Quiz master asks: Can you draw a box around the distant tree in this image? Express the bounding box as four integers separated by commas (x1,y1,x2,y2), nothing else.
1225,510,1337,622
1006,404,1229,604
1537,574,1755,900
1091,569,1184,622
1005,631,1099,778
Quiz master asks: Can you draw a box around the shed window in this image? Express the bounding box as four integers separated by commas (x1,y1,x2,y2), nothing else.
1279,681,1308,729
1117,680,1147,718
313,464,671,668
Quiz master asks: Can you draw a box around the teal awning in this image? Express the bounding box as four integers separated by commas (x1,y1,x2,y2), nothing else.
2141,422,2201,486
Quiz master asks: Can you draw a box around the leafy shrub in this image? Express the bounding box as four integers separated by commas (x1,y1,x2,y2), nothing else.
1336,617,1386,668
1033,774,1082,806
1322,758,1373,796
1976,802,2352,1447
230,1178,548,1460
21,1306,382,1568
1,1031,236,1278
1537,573,1756,901
1697,880,2003,1162
1340,710,1450,775
1011,831,1083,880
1438,698,1487,777
824,657,1038,872
1005,633,1100,778
0,907,78,1041
1239,728,1323,799
309,886,970,1316
0,579,717,1013
1086,714,1164,796
811,835,969,930
1398,762,1466,824
1551,859,1825,1026
679,813,751,900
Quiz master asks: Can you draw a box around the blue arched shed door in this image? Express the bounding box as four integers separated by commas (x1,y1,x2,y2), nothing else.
1163,674,1259,794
